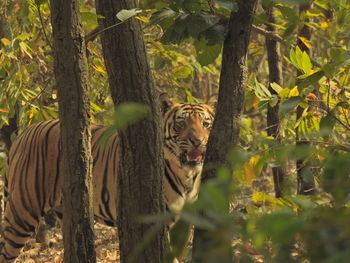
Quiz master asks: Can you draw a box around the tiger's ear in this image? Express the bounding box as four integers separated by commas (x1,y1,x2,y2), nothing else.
207,95,217,111
159,93,174,114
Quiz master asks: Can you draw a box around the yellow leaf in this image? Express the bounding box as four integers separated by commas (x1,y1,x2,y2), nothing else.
19,42,33,59
135,15,149,23
320,21,329,29
1,38,10,46
279,87,290,99
298,36,312,49
289,86,299,97
243,163,255,184
92,64,106,74
0,108,9,113
243,155,261,183
252,190,283,207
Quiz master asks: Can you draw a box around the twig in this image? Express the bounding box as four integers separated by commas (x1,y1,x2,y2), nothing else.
252,24,323,69
312,102,350,132
252,24,284,44
84,19,131,43
36,3,53,49
85,26,102,43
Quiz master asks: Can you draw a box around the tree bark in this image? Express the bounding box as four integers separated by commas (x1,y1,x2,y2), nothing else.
265,6,285,198
296,1,315,195
202,0,258,179
192,0,258,262
50,0,96,262
0,5,19,155
96,1,166,263
0,107,19,154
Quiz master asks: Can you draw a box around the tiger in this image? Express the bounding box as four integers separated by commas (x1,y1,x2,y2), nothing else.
0,96,214,263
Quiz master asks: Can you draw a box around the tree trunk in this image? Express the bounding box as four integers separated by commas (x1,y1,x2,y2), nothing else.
50,0,96,262
192,0,258,262
202,0,258,179
0,107,19,154
296,1,315,195
0,5,19,155
96,1,166,263
0,1,19,227
265,6,285,198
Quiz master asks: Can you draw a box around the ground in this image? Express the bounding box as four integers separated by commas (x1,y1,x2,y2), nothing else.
14,223,119,263
11,224,266,263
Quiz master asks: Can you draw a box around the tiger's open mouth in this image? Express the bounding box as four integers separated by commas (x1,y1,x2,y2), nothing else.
180,149,205,166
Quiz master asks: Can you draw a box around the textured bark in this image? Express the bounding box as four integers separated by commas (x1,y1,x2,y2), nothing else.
202,0,258,180
96,1,166,263
0,107,19,154
192,1,258,262
296,1,315,195
50,0,96,262
265,6,285,198
0,6,18,154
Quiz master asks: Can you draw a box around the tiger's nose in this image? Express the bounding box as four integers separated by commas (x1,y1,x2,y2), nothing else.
189,137,202,147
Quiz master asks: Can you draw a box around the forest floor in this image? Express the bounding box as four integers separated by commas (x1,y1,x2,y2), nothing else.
15,223,119,263
1,172,274,263
11,222,266,263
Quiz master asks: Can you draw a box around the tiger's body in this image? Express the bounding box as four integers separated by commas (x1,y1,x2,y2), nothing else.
0,99,214,262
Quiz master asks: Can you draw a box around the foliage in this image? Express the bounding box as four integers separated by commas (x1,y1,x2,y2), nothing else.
1,0,350,262
99,102,150,146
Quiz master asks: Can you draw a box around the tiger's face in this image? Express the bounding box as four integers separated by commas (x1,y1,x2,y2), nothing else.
161,96,214,168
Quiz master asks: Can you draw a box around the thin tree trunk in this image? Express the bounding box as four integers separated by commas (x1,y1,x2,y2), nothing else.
50,0,96,262
96,1,166,263
0,107,19,154
192,1,258,262
0,2,19,226
296,1,315,195
0,5,18,155
265,6,285,198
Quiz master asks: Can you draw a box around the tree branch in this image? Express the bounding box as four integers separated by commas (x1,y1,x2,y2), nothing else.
252,24,284,43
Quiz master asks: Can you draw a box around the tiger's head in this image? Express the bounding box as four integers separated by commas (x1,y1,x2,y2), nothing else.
160,94,214,168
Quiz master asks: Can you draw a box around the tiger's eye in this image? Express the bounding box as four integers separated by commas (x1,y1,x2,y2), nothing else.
203,121,211,128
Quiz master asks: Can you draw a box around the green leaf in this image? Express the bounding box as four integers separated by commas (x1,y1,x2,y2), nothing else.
271,0,309,4
34,0,45,6
173,66,193,79
150,7,176,26
276,5,298,21
286,46,316,75
182,0,202,12
80,11,102,30
195,38,222,66
173,13,190,35
251,78,272,100
279,96,303,115
161,23,187,44
300,167,314,183
320,112,336,135
329,46,348,63
113,102,149,129
180,211,216,230
187,12,220,38
301,48,312,74
116,8,142,22
336,101,350,109
100,103,149,146
270,82,283,94
213,0,238,11
322,51,350,78
203,23,226,45
257,209,303,244
297,70,324,90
